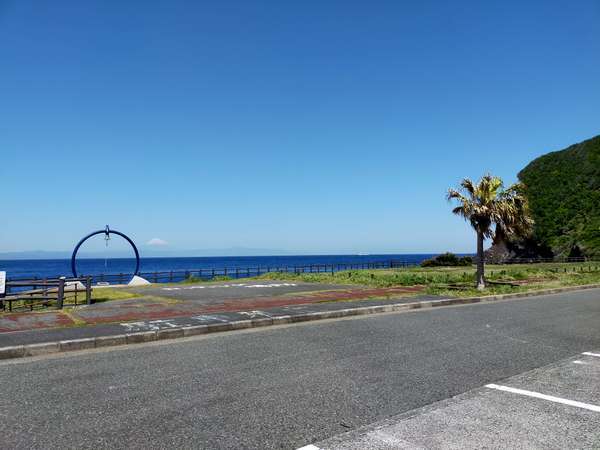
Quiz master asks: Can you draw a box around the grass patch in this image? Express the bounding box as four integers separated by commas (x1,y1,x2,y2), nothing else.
256,269,473,287
253,262,600,296
0,286,142,313
91,287,141,303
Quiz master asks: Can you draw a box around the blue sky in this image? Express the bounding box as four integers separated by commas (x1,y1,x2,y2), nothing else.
1,0,599,255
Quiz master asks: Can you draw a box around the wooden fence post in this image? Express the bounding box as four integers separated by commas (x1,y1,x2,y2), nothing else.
57,277,66,309
86,276,92,305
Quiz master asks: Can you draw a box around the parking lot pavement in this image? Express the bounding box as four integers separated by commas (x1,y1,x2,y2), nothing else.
126,281,356,303
310,351,600,449
127,280,426,303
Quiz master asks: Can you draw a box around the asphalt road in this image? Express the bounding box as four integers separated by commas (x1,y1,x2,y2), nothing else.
2,288,600,449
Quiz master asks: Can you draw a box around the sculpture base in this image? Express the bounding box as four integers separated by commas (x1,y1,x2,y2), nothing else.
128,275,151,286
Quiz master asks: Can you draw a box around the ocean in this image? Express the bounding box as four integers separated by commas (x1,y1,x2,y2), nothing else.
0,254,436,280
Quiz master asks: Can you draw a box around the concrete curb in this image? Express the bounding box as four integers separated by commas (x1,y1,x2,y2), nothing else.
1,283,599,361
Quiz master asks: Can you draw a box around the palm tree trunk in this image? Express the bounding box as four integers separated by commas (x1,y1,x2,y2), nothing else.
476,230,486,290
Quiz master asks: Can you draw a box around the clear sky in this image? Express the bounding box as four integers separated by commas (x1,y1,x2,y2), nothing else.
1,0,599,255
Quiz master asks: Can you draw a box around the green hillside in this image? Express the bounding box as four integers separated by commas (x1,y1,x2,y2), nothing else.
518,135,600,257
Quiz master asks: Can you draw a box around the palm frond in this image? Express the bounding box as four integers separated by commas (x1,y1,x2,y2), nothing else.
447,174,533,240
459,178,476,197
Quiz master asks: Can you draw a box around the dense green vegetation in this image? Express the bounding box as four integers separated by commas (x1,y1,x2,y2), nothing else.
518,135,600,257
421,252,473,267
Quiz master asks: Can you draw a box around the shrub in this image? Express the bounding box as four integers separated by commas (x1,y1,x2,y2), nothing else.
182,275,233,284
421,252,473,267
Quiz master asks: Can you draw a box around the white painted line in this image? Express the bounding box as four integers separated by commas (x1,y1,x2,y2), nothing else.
582,352,600,358
160,282,297,291
572,360,587,365
296,445,321,450
486,384,600,412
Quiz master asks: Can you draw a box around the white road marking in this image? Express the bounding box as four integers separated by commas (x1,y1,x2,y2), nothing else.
148,319,179,328
238,310,271,319
582,352,600,358
486,384,600,412
160,282,298,291
121,322,149,332
120,319,185,331
190,314,230,323
572,360,587,365
296,445,321,450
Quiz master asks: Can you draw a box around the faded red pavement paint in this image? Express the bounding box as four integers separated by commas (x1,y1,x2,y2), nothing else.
74,286,425,324
0,312,75,332
0,286,424,331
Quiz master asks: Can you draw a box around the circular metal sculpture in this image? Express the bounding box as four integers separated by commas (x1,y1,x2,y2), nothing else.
71,225,140,278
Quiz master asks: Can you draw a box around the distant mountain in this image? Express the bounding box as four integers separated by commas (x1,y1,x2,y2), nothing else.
518,135,600,257
141,247,293,258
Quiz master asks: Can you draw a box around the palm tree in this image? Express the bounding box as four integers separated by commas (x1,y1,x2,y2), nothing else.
447,174,533,290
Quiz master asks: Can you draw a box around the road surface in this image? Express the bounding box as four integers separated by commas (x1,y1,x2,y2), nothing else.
1,288,600,449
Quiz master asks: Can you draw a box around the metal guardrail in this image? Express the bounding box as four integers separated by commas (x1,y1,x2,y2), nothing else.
0,276,93,312
499,256,594,264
